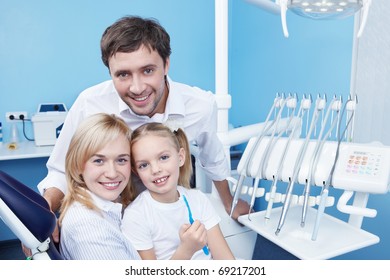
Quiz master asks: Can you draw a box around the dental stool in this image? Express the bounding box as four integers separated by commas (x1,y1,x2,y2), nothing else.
0,170,63,260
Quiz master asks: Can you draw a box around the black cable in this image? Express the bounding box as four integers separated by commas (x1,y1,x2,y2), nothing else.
21,118,35,141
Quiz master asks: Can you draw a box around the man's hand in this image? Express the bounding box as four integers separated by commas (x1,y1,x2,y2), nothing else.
228,198,251,220
213,179,252,222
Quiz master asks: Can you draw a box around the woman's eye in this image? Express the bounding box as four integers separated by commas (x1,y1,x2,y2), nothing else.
117,158,129,165
161,155,169,161
93,158,103,164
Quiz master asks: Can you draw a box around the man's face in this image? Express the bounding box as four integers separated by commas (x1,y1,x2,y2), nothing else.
108,46,169,117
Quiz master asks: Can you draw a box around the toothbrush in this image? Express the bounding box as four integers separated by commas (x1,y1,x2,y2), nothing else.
182,195,209,255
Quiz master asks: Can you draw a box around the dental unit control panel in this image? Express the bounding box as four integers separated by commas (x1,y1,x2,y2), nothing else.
228,93,390,259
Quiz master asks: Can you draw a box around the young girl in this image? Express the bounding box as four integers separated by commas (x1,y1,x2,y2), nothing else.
58,113,140,260
121,122,235,260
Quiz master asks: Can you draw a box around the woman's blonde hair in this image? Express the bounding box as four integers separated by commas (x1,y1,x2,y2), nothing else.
130,122,192,189
59,113,135,225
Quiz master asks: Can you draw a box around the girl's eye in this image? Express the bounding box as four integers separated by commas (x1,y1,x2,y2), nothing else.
138,163,148,170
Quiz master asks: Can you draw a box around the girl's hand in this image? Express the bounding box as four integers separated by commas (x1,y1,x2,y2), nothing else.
178,220,207,258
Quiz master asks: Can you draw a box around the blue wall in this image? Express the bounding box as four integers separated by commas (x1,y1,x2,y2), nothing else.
1,0,388,259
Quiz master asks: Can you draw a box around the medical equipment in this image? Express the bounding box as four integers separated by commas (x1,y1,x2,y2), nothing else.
247,94,299,220
230,93,285,218
300,95,342,228
311,96,356,240
275,94,327,235
264,94,312,221
31,103,67,146
231,93,390,259
0,170,63,260
245,0,372,38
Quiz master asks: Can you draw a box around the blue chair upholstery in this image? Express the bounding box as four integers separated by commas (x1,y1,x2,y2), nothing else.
0,170,63,260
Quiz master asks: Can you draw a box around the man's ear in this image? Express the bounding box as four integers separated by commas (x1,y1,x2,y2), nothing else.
164,57,170,76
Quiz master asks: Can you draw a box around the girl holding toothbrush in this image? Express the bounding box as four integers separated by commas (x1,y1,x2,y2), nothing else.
122,122,234,260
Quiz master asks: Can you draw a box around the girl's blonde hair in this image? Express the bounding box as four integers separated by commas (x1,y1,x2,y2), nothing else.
59,113,135,225
130,122,192,189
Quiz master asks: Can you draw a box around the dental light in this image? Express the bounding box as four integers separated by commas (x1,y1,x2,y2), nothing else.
245,0,372,38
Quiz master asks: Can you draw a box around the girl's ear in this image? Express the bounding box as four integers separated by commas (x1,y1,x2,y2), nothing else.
178,147,185,167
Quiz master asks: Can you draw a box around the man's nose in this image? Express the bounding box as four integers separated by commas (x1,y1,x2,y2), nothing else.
129,75,144,94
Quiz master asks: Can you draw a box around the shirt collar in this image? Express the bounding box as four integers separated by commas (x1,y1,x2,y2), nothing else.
88,190,123,214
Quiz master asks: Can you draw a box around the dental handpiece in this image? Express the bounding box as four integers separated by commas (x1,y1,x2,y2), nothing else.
301,97,341,227
275,96,324,235
311,100,355,240
247,97,292,218
230,95,284,217
248,177,260,221
229,174,245,218
265,103,308,221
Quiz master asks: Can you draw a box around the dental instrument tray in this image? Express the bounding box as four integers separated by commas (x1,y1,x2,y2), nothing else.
236,136,390,259
238,206,379,260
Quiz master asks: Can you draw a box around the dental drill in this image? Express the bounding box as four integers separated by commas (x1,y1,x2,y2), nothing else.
300,95,342,228
247,94,295,220
264,95,312,222
311,97,357,241
230,94,284,218
275,94,326,235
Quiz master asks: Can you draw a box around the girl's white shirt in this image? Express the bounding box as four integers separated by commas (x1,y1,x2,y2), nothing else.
122,186,220,260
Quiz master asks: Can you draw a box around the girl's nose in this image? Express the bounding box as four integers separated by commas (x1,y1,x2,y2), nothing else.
151,162,162,175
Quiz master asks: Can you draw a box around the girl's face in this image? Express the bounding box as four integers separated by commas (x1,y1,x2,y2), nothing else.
82,134,131,202
132,134,185,203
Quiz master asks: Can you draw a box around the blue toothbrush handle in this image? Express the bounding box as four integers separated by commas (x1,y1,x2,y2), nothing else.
183,195,209,256
202,245,209,255
189,218,209,255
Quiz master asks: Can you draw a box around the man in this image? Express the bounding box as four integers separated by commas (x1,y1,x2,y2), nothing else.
38,16,250,243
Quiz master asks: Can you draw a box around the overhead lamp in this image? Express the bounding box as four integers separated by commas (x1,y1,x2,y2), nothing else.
280,0,371,37
245,0,371,38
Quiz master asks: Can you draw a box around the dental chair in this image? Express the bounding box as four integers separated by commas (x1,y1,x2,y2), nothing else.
0,170,63,260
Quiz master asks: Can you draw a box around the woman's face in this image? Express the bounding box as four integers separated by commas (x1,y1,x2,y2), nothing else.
82,134,131,202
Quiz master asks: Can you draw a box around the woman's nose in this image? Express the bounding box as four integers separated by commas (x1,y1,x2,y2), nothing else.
105,162,118,178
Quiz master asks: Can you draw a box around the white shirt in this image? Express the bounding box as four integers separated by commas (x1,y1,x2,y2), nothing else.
59,191,141,260
121,186,220,260
38,78,230,195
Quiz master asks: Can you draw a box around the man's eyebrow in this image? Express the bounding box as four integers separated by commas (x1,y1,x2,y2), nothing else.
113,64,157,76
113,69,130,76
